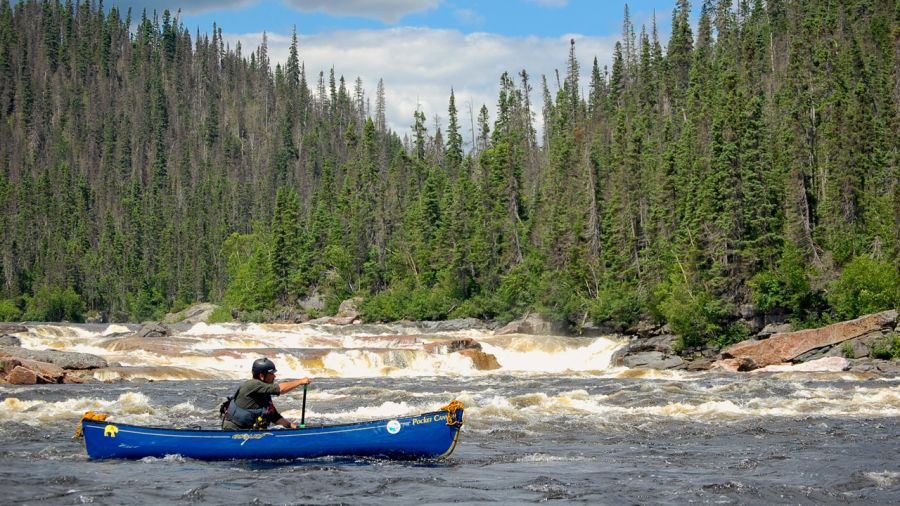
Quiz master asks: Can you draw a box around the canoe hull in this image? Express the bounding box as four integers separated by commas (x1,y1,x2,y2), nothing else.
82,408,463,461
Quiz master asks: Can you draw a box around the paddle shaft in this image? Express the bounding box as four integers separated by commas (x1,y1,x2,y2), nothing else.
300,384,308,428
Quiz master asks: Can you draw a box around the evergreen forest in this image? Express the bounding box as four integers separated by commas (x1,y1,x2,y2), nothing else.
0,0,898,349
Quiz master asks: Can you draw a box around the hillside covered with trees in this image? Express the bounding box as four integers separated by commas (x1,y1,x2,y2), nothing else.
0,0,897,349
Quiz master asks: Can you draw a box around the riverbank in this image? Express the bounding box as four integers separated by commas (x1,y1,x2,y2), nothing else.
1,309,898,384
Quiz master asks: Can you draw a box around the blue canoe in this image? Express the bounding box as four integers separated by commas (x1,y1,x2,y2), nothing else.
78,401,464,461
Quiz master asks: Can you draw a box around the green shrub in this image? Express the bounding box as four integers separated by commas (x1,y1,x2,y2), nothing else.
0,298,22,322
655,273,731,349
360,284,458,322
221,231,275,312
492,256,544,321
587,282,643,331
749,243,815,315
23,286,85,322
841,342,856,359
449,294,497,320
826,256,900,320
709,323,751,349
871,334,900,360
207,306,235,323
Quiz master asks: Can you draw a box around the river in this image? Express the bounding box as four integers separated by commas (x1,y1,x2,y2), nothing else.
0,322,898,504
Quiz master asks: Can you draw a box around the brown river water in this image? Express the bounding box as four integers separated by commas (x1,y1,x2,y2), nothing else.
0,322,898,504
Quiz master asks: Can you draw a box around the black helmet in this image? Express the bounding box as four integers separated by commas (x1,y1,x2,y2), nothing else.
251,358,277,377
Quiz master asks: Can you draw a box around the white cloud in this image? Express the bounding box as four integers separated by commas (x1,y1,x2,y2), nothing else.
525,0,569,7
221,27,617,146
453,8,485,26
283,0,439,24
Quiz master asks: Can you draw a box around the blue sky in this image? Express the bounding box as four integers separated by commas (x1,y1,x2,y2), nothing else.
93,0,694,140
165,1,680,38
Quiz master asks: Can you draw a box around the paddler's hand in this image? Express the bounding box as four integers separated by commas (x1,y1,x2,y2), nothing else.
278,376,311,394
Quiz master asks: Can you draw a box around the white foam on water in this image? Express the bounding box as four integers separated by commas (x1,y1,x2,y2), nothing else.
461,382,900,424
286,400,422,423
139,454,186,463
480,335,622,373
863,471,900,488
102,325,131,336
0,392,155,426
517,453,595,463
339,335,421,349
16,325,111,355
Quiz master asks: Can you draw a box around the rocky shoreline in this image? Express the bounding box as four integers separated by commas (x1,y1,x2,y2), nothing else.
1,308,898,385
609,309,900,375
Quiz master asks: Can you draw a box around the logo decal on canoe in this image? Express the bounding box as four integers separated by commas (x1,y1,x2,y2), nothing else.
386,420,401,435
232,432,273,446
103,425,119,438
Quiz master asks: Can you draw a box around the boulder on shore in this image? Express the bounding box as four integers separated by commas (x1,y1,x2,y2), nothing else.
496,314,567,336
721,310,898,368
337,297,363,319
163,303,220,324
621,351,684,370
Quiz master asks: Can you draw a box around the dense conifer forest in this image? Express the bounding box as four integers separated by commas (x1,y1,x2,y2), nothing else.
0,0,897,348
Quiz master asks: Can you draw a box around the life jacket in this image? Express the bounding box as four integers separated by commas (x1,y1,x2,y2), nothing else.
221,386,270,429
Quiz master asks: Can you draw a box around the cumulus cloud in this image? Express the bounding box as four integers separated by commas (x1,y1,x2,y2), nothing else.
453,8,485,26
525,0,569,7
221,27,617,145
283,0,439,24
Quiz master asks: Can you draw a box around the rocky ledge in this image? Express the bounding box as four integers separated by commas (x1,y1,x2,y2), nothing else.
1,346,107,384
612,309,900,375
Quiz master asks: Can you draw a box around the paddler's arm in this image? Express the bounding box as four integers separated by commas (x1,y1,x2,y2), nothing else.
277,377,310,394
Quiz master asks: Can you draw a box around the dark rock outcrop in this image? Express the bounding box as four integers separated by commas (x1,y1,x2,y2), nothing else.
0,346,108,369
0,335,21,346
423,338,481,354
0,324,27,334
847,358,900,375
621,351,684,370
136,322,171,338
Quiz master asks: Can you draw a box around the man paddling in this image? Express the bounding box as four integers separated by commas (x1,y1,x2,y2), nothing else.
221,358,311,430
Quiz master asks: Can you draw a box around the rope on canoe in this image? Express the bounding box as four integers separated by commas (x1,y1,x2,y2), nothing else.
73,411,109,438
440,400,465,426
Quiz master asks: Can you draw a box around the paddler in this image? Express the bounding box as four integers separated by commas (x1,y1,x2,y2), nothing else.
220,358,311,430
